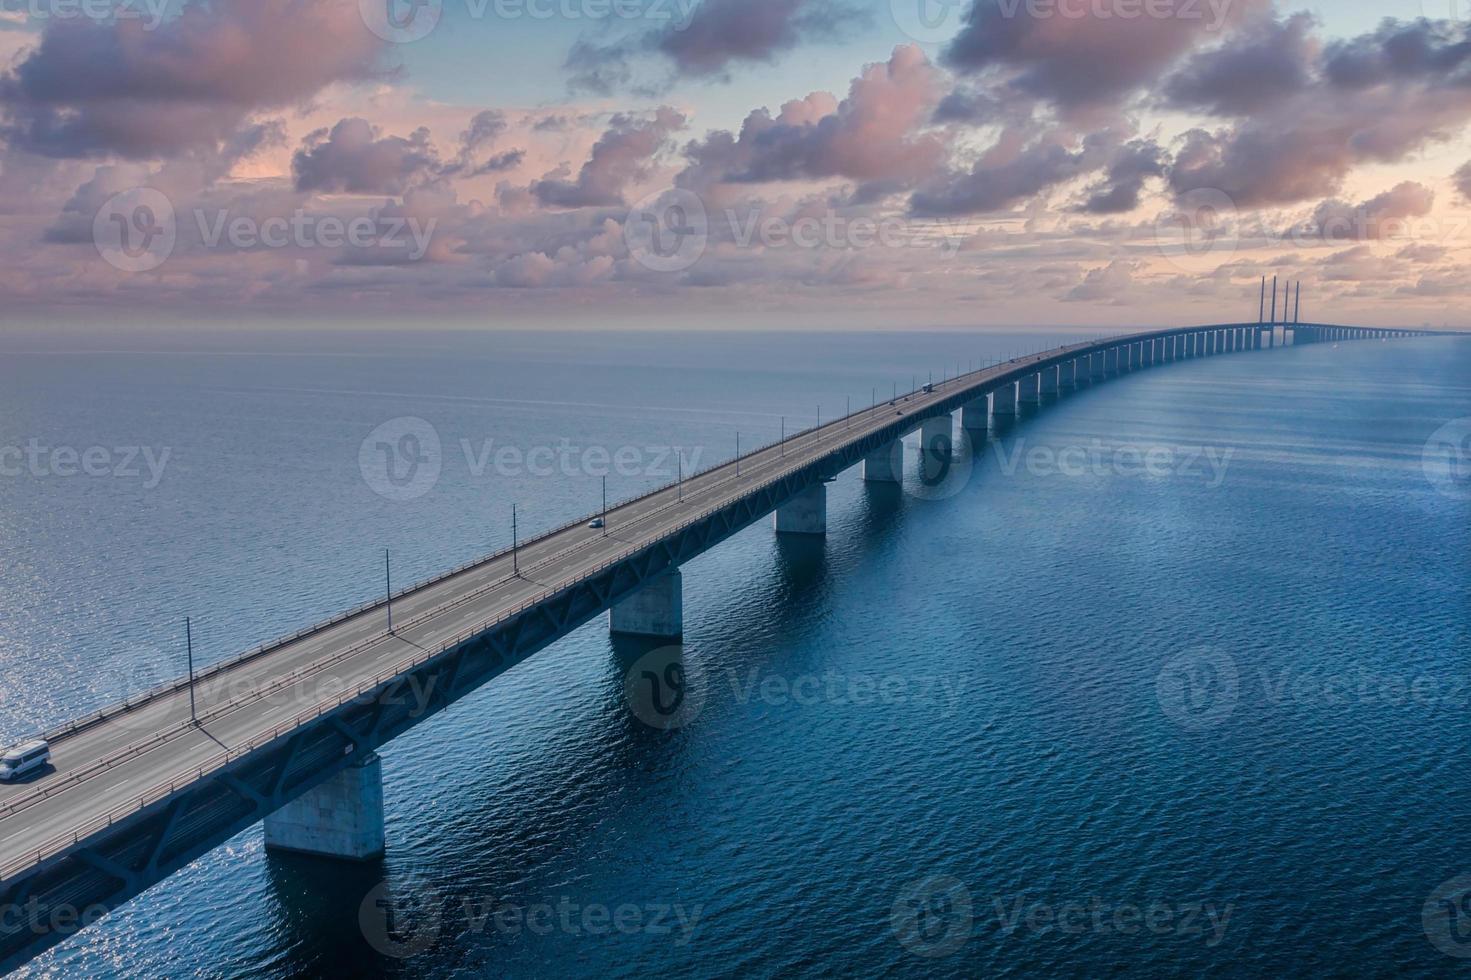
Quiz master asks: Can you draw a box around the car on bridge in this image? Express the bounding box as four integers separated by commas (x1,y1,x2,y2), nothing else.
0,739,50,782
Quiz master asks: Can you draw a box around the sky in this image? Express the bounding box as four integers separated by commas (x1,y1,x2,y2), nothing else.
0,0,1469,329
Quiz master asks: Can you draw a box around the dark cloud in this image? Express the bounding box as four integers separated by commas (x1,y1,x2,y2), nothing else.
943,0,1269,113
909,129,1119,217
1456,160,1471,201
532,108,685,208
1322,17,1471,89
294,119,441,195
567,0,865,93
1162,12,1316,115
1077,139,1166,214
656,0,864,77
0,0,382,159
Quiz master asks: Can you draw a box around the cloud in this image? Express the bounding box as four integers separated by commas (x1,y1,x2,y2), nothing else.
567,0,865,92
1457,161,1471,202
1064,259,1137,303
293,118,441,194
1077,139,1166,214
943,0,1268,113
531,107,685,208
0,0,382,159
1161,12,1317,115
679,45,946,194
1167,18,1471,207
1299,182,1435,242
909,128,1122,217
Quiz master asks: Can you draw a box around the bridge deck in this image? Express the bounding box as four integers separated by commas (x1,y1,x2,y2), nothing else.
0,334,1119,878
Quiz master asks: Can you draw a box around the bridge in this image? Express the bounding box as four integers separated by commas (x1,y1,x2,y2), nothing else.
0,319,1446,969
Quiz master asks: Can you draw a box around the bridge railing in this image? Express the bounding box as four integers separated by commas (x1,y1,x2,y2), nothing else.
10,322,1429,880
1,389,920,881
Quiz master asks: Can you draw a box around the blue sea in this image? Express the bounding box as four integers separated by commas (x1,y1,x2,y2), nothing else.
0,326,1466,977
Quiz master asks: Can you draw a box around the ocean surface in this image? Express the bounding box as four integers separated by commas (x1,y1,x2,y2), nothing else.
0,326,1466,978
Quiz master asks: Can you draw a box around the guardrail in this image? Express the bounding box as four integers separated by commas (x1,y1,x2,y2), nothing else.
5,322,1349,881
0,368,935,881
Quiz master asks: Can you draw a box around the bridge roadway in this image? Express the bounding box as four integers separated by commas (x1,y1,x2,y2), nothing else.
0,333,1084,873
0,320,1446,970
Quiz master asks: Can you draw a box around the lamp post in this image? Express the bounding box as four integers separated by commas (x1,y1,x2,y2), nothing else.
601,476,607,536
512,504,518,575
384,549,393,633
185,617,197,725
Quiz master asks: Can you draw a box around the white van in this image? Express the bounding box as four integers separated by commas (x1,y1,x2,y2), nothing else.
0,739,51,781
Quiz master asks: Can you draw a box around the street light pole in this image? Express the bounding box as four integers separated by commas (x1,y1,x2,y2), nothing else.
781,416,785,456
512,504,518,575
385,549,393,633
601,476,607,536
185,617,197,725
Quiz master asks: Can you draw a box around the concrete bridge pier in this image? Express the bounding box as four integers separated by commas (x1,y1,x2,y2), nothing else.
1105,347,1120,374
863,440,903,482
992,381,1018,420
610,569,684,639
774,483,827,536
1072,356,1090,387
1058,359,1076,391
1164,337,1176,363
1090,351,1106,382
960,398,989,433
1018,372,1040,407
264,754,386,861
1040,364,1059,397
920,415,953,481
